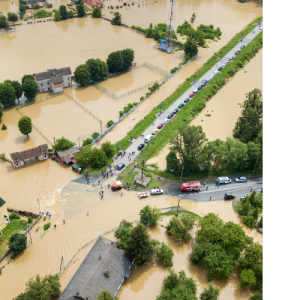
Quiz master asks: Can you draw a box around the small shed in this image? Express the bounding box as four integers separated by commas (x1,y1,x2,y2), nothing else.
58,236,133,300
10,144,48,168
56,146,81,165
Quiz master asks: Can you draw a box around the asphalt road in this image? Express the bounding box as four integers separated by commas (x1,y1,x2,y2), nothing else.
165,177,263,202
115,22,263,167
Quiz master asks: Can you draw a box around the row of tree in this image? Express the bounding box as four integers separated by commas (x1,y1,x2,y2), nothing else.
74,48,134,85
0,12,19,28
0,74,38,106
166,88,263,176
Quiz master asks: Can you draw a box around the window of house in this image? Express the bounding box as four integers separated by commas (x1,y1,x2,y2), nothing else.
48,87,51,91
41,83,43,86
48,82,51,85
68,83,70,86
42,89,44,92
68,77,70,80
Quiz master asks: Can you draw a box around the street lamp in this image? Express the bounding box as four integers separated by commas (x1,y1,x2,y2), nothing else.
180,165,184,183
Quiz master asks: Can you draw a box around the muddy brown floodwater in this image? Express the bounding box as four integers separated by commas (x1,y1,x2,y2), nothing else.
148,49,263,170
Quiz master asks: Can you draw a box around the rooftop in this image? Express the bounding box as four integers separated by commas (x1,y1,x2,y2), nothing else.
10,144,48,161
34,67,71,82
0,198,6,208
56,146,80,158
58,237,133,300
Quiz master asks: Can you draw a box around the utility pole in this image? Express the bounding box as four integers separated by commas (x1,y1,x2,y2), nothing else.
141,160,145,179
60,256,65,273
252,156,259,174
53,137,56,144
159,103,164,115
100,120,103,135
37,198,42,215
78,137,80,148
176,198,180,216
180,165,184,183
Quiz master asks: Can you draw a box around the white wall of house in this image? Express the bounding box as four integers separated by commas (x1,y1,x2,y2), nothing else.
63,76,72,87
38,80,52,93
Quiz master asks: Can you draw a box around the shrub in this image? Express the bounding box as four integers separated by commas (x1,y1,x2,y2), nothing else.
228,69,235,77
9,233,26,258
53,137,75,151
27,216,33,223
237,61,244,68
82,137,93,146
205,114,211,117
146,93,150,96
44,222,51,230
139,205,161,226
1,123,7,130
124,107,130,113
133,102,138,106
171,67,179,74
140,96,144,100
107,120,114,127
127,103,134,108
241,216,256,228
156,242,174,267
119,111,124,117
9,212,20,219
91,132,100,140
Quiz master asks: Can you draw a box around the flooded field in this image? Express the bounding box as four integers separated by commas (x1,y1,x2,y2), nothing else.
148,49,263,170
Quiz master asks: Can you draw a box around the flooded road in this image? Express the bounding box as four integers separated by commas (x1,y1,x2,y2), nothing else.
148,49,263,170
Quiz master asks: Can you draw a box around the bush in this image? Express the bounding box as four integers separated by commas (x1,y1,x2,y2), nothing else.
140,96,144,100
241,216,256,228
9,233,27,257
133,102,138,106
139,205,161,226
171,67,179,74
82,137,93,146
124,107,130,113
156,242,174,267
237,61,244,68
27,216,33,223
114,220,133,250
119,111,124,117
228,69,235,77
1,124,7,130
107,120,114,127
91,132,100,140
127,103,133,109
53,137,75,151
9,212,20,219
44,222,51,230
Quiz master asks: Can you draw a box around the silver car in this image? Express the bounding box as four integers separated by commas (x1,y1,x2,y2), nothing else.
235,176,247,183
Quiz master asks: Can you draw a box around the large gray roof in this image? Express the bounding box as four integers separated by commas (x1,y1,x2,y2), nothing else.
34,67,71,82
59,237,133,300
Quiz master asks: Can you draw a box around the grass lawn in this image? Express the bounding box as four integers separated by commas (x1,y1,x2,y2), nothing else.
0,219,27,258
161,210,201,220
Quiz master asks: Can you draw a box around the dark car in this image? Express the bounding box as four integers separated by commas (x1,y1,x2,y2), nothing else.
157,123,163,129
240,45,245,50
173,108,179,114
234,50,239,55
218,66,223,71
178,103,184,109
198,85,203,91
167,112,174,119
138,144,145,150
224,193,235,200
117,163,126,170
201,81,207,87
184,98,190,103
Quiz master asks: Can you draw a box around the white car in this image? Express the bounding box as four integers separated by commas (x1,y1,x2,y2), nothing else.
222,63,226,67
235,176,247,183
163,119,169,124
150,188,164,195
214,71,219,75
211,73,215,78
230,55,234,60
193,89,198,94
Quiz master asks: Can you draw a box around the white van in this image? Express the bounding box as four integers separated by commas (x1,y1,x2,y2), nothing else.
144,134,153,143
218,176,232,184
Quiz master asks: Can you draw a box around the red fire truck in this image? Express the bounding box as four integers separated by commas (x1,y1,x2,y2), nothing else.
181,181,201,192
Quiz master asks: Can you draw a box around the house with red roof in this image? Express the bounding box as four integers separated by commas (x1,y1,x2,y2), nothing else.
83,0,103,8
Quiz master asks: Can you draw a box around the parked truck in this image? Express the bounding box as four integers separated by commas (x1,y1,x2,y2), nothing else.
111,181,123,191
218,176,232,184
181,181,201,192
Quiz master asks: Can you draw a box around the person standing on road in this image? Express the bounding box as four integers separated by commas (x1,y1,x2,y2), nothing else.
250,188,253,192
209,197,212,201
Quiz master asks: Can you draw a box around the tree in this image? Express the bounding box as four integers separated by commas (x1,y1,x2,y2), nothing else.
18,116,32,137
184,38,198,57
114,220,133,250
74,64,91,85
233,88,263,143
59,5,68,19
90,148,109,168
8,233,26,257
125,223,155,266
101,141,115,158
7,12,18,21
239,240,263,270
21,74,35,86
106,50,124,73
121,48,135,70
96,290,118,300
156,242,174,267
165,213,196,244
76,3,85,17
92,132,100,139
86,58,102,82
200,284,220,300
82,137,93,146
111,12,121,25
240,269,256,288
96,58,109,79
67,10,75,18
0,103,3,120
258,216,263,228
23,79,38,99
75,145,93,168
190,12,196,23
13,274,61,300
249,292,263,300
139,205,161,226
156,269,197,300
169,125,211,176
92,6,102,18
5,80,23,100
0,82,16,106
166,150,180,175
0,15,6,28
52,137,75,151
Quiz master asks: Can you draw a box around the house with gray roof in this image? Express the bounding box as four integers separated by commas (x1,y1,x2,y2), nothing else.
33,67,72,93
59,236,134,300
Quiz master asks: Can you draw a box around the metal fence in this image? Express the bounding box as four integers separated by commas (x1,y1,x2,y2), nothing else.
15,92,63,109
144,61,170,77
